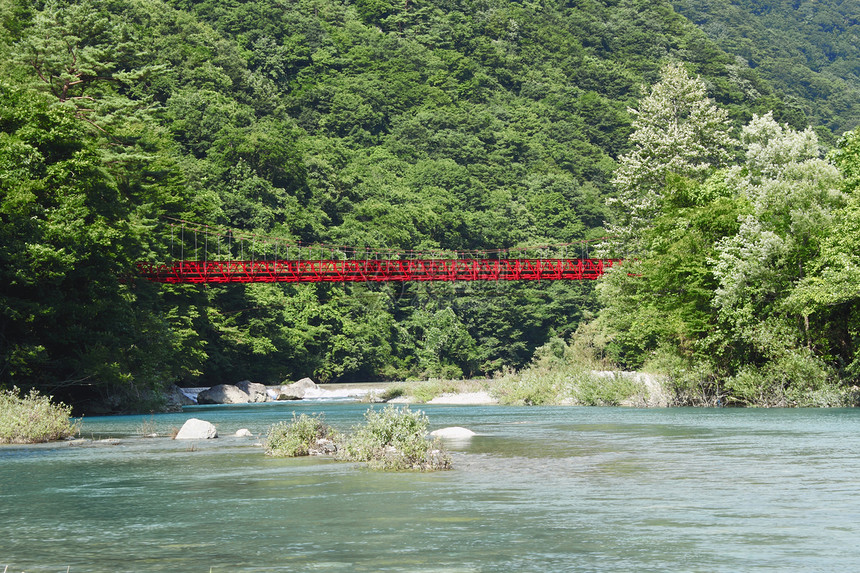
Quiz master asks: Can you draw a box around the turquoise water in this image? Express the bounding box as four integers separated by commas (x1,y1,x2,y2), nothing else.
2,403,860,572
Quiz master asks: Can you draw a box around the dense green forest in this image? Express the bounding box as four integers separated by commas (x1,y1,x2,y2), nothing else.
671,0,859,140
0,0,857,411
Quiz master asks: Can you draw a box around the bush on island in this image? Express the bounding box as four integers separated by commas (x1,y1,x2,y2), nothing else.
264,406,451,471
337,405,451,471
264,413,339,457
0,387,80,444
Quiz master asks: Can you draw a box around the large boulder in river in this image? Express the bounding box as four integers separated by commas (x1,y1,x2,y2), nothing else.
236,380,269,403
277,377,318,400
197,384,250,404
165,384,196,410
175,418,218,439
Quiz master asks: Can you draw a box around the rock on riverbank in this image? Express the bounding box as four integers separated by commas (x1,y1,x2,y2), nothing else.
190,378,326,405
236,381,268,403
277,377,318,400
197,384,255,405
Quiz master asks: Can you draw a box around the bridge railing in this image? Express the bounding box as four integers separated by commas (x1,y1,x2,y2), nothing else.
140,219,620,283
135,258,622,284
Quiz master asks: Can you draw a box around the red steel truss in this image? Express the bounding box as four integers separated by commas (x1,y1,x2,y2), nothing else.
135,258,620,284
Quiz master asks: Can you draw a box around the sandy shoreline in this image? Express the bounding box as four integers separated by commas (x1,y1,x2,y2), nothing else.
422,391,498,405
320,387,499,405
183,383,499,406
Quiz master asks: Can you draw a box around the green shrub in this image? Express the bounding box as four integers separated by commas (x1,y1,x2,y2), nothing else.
492,367,561,405
264,413,338,457
0,387,80,444
371,385,406,402
724,351,843,407
571,371,643,406
408,380,455,403
338,405,451,471
491,362,650,406
407,379,485,403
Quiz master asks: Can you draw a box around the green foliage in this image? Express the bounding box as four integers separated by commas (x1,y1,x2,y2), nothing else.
406,379,463,403
784,127,860,381
608,62,735,248
0,0,856,412
711,113,845,375
594,74,854,406
491,367,562,406
570,372,643,407
671,0,860,137
373,385,407,402
0,82,193,406
492,363,648,406
263,407,452,471
337,405,451,471
723,350,838,407
491,337,649,406
647,352,721,407
0,387,80,444
264,413,338,457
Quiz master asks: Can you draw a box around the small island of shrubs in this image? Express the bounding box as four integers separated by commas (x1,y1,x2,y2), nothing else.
265,405,452,471
0,387,80,444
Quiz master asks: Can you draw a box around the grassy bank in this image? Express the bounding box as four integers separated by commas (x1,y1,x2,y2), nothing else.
372,379,491,403
490,363,858,408
367,370,660,407
369,334,860,408
489,367,660,406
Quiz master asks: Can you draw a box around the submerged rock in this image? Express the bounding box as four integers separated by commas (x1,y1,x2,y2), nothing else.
197,384,250,405
430,427,477,439
235,428,253,437
175,418,218,440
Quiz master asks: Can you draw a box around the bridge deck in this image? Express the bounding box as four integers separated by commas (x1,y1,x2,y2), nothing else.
135,258,619,283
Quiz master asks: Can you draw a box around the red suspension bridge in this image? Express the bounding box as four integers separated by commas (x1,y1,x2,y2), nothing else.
135,220,620,284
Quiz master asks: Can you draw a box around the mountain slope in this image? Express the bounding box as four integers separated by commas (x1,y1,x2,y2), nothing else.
1,0,857,409
671,0,859,138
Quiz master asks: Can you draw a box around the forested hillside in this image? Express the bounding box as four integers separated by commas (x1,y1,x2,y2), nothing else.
672,0,859,140
0,0,857,411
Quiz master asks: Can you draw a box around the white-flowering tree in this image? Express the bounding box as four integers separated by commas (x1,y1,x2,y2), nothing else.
784,127,860,379
711,113,844,382
592,63,736,379
609,62,735,249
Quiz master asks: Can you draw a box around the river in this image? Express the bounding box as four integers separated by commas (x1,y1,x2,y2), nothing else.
2,402,859,572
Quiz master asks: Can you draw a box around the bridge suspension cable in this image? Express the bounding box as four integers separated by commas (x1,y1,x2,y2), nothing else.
135,219,620,284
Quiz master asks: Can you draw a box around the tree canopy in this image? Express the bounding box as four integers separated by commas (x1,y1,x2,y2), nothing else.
0,0,857,410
